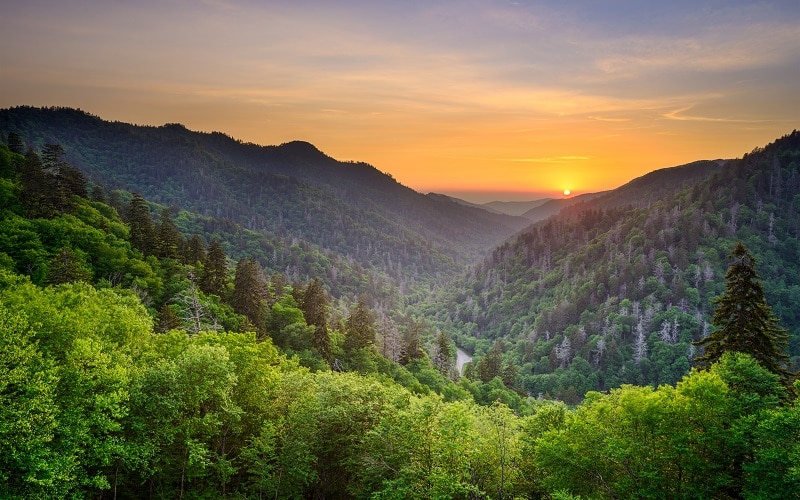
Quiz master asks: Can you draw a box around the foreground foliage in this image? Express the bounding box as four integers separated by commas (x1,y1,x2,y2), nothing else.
2,123,800,498
2,276,798,498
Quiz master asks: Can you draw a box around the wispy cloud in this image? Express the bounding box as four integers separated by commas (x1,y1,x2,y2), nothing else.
592,23,800,78
663,105,776,124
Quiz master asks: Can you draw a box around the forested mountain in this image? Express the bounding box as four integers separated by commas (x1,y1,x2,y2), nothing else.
484,199,551,216
0,106,529,293
2,115,800,498
428,131,800,402
519,192,606,222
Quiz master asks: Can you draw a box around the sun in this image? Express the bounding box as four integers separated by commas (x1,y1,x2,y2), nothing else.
563,189,571,196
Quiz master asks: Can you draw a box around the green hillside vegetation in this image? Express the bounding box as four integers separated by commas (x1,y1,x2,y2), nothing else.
1,142,799,498
0,106,529,293
427,131,800,402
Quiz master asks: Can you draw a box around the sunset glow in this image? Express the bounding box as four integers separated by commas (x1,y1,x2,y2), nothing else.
2,1,799,202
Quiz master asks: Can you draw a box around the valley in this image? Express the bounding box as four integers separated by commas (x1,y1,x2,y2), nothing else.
1,106,798,498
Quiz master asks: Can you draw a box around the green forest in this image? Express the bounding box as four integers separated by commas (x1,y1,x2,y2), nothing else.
1,113,800,498
426,132,800,404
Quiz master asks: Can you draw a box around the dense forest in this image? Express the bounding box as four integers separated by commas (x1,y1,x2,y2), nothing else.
426,132,800,403
0,107,528,293
1,110,800,498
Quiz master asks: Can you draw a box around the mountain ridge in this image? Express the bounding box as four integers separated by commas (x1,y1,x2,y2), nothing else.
0,106,530,293
425,130,800,400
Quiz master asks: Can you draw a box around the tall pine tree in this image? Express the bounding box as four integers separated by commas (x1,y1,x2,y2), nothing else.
40,144,86,213
300,279,332,365
343,298,375,352
183,235,206,266
399,317,424,366
201,239,228,297
46,247,92,285
155,207,183,259
126,193,155,255
20,150,53,218
231,258,267,333
694,242,792,381
6,132,24,154
477,340,504,383
432,329,452,376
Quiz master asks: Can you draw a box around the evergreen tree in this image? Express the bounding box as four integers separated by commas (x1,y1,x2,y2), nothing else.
301,279,332,364
57,164,88,202
126,193,155,255
343,298,375,352
201,239,228,297
6,132,24,154
694,242,792,381
501,361,518,389
155,303,182,333
108,190,123,213
477,341,504,383
155,207,183,259
399,318,424,365
432,329,452,376
268,273,287,306
20,149,53,218
46,247,92,285
183,234,206,266
40,144,66,170
89,184,107,204
231,258,267,333
40,144,86,212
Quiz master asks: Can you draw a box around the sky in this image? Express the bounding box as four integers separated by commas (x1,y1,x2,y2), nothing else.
2,0,799,203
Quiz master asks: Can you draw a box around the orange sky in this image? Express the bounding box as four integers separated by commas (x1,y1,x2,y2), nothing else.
2,1,799,202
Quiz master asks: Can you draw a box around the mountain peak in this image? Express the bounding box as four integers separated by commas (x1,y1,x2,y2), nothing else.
278,140,328,160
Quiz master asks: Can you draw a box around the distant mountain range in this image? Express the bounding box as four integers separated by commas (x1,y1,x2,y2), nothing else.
518,192,606,222
429,193,604,222
0,106,529,297
5,105,798,400
483,199,551,216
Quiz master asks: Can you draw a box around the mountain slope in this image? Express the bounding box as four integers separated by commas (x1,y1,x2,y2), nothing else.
485,199,551,216
520,192,606,222
0,106,529,287
429,131,800,400
426,193,506,214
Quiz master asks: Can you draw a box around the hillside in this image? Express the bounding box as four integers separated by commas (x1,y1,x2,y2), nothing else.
427,131,800,401
484,198,551,216
0,106,529,291
1,117,799,499
520,192,606,222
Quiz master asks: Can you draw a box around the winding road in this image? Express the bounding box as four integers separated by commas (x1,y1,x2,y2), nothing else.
456,347,472,375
